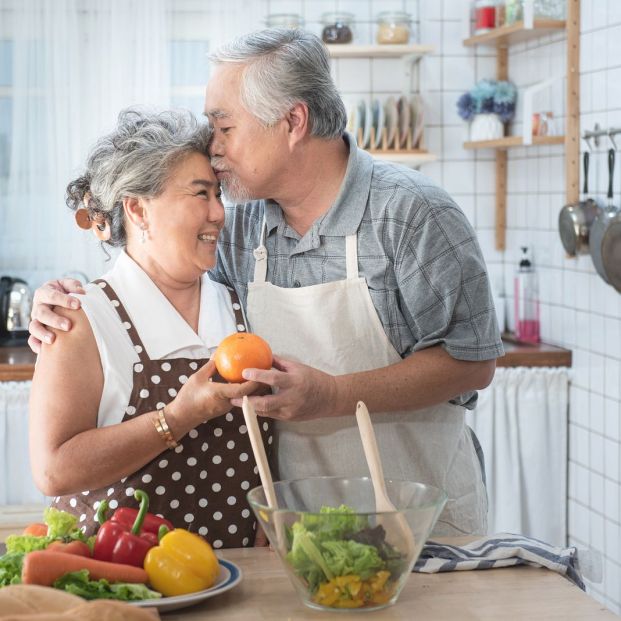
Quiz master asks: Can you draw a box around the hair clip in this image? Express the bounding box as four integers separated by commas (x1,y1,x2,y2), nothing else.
74,193,111,241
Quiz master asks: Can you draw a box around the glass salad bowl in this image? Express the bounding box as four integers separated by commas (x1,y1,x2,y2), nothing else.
247,477,447,612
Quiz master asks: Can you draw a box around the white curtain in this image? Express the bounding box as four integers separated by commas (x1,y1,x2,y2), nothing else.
0,381,46,505
0,0,170,284
0,0,265,286
466,367,569,546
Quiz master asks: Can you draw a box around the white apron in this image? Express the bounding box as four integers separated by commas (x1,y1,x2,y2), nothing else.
246,224,487,536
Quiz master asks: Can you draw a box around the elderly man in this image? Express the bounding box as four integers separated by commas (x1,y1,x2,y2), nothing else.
29,29,503,536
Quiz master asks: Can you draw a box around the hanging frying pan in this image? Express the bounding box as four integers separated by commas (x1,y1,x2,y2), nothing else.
590,148,618,282
558,151,600,256
601,219,621,292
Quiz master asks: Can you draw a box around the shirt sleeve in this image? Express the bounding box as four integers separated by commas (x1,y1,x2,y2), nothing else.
393,190,504,362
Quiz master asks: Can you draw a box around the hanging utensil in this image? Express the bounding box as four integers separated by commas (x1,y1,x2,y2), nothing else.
355,401,415,556
590,148,618,282
558,151,600,256
601,218,621,293
601,147,621,292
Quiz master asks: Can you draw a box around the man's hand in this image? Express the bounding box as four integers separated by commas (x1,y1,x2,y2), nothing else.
231,355,337,421
28,279,85,352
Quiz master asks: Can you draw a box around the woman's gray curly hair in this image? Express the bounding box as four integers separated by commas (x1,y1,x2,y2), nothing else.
66,108,213,247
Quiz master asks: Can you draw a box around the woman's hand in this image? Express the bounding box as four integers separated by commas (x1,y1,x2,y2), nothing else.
166,360,261,432
28,278,85,352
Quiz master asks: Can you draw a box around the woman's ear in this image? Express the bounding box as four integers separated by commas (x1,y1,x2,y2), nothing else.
123,196,147,229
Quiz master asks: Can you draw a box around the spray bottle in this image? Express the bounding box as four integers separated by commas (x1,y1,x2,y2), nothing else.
514,246,540,343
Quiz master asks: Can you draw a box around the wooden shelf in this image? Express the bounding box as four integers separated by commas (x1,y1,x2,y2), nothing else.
367,150,436,167
0,346,36,381
326,44,434,59
499,334,572,368
463,135,565,150
463,20,566,47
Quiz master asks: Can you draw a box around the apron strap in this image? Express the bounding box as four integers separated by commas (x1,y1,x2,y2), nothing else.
345,233,359,279
226,286,249,333
252,218,268,283
92,279,150,364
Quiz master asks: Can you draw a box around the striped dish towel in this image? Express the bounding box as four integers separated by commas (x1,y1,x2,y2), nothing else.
413,533,585,590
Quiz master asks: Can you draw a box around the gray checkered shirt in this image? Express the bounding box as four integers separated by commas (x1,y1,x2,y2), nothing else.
209,133,504,409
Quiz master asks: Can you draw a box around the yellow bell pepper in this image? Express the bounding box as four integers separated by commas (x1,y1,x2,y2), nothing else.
144,528,219,597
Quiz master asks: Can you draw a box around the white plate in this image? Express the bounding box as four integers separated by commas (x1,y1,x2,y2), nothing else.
410,95,418,146
346,100,359,143
362,99,373,149
384,97,398,148
357,99,366,146
412,94,425,148
372,98,384,149
397,95,410,149
129,558,242,613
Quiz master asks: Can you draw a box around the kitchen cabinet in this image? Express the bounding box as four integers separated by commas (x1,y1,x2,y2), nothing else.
327,44,437,168
462,0,580,250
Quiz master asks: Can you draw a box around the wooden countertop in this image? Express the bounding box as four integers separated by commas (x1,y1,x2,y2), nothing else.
0,335,572,382
0,346,36,381
497,333,572,368
164,546,610,620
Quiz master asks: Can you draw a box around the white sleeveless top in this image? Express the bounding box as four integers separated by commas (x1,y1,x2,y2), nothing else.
74,251,239,428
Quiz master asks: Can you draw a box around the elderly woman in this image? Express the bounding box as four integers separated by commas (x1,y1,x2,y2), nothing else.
29,109,271,549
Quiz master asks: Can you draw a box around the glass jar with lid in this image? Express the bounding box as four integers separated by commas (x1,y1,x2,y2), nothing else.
321,12,355,44
504,0,566,25
376,11,412,44
265,13,304,30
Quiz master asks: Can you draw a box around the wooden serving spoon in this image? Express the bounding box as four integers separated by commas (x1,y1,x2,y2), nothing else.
241,396,283,549
355,401,415,556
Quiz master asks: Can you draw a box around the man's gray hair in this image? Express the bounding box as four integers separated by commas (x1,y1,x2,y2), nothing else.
210,29,347,139
66,108,212,247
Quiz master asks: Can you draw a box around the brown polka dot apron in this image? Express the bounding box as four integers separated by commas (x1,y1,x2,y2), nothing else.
53,279,273,549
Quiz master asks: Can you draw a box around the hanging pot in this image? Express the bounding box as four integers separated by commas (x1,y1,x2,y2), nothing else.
590,149,619,282
601,219,621,293
558,151,600,256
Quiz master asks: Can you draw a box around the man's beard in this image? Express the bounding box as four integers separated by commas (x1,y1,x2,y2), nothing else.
211,157,255,203
220,175,255,203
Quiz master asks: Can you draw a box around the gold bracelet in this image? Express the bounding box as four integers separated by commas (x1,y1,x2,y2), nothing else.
153,407,179,449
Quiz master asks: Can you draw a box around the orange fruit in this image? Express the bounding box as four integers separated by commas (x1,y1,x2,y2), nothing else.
213,332,273,383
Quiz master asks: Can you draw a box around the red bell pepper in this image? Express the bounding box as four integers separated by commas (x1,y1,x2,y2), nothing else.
111,505,173,536
93,489,157,567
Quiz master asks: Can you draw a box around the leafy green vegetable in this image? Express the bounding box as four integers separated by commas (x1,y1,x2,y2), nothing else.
0,552,24,586
53,570,161,601
320,540,384,580
288,522,333,591
44,507,78,539
349,525,408,578
6,508,91,554
300,505,368,542
286,504,407,593
5,535,54,554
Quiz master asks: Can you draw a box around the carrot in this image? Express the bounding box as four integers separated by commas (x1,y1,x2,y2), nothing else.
22,550,148,586
23,523,48,537
45,540,91,557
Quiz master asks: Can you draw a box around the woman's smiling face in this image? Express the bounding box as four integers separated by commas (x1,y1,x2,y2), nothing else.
140,152,224,282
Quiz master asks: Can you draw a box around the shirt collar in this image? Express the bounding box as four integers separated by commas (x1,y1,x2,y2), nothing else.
263,132,374,238
106,251,216,359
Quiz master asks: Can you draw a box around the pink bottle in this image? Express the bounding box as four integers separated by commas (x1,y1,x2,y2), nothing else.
514,246,540,343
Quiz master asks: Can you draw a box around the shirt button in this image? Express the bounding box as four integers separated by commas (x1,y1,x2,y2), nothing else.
293,280,301,288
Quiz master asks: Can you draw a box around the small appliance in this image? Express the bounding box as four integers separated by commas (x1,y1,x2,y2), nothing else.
0,276,33,346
